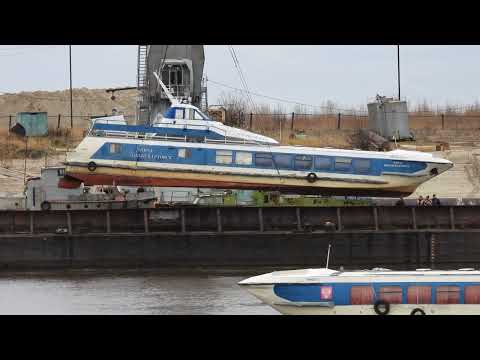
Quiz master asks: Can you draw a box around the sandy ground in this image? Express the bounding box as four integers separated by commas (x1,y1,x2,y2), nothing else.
0,154,64,196
411,146,480,199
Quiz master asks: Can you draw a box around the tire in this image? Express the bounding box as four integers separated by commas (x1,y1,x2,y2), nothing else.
87,161,97,172
373,300,390,315
40,201,51,211
306,173,318,183
411,308,426,315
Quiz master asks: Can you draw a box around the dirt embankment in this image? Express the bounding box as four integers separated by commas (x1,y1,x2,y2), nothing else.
0,88,137,121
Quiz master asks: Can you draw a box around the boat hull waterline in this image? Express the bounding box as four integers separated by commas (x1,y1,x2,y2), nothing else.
63,164,427,197
62,136,452,196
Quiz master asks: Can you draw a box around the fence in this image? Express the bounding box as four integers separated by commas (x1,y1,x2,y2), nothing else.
0,113,137,135
217,111,480,142
2,111,480,140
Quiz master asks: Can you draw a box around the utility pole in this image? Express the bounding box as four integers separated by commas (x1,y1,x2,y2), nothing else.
397,45,401,100
23,137,28,185
69,45,73,128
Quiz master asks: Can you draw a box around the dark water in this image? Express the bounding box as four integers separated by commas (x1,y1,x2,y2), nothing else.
0,270,278,315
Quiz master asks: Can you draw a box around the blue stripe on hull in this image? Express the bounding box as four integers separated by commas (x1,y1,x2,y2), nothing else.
274,282,480,305
90,142,428,177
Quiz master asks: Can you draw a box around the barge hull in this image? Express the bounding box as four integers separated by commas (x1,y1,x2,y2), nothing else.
0,206,478,270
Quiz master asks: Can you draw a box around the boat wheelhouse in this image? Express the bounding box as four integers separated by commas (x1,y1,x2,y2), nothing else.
239,268,480,315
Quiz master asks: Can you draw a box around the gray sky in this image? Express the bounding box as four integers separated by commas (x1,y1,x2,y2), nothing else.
0,45,479,111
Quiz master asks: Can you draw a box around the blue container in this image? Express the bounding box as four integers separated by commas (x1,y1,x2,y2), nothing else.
16,112,48,137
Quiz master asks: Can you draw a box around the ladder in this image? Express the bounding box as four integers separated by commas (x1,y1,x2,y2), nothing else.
136,45,150,123
200,76,208,112
137,45,149,91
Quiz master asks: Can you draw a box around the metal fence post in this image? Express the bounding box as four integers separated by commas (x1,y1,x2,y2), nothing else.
258,208,264,232
8,115,12,133
337,113,341,130
144,209,149,233
216,208,222,233
291,112,295,132
336,208,342,231
441,113,445,130
57,114,61,130
449,206,455,230
249,113,253,130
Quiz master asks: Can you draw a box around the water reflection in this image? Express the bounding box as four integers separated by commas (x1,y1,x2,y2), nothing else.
0,271,278,315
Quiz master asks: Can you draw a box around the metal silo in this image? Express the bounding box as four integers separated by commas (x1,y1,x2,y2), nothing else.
368,96,411,140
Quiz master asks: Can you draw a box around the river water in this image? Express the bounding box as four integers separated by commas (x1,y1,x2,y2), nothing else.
0,270,279,315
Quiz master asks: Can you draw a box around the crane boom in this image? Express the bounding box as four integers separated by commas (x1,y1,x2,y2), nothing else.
153,71,179,106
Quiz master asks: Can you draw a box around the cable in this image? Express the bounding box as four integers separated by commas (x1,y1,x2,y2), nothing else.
227,46,256,111
209,78,365,114
0,46,64,57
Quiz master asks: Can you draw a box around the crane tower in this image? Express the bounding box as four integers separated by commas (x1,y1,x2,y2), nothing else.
136,45,206,124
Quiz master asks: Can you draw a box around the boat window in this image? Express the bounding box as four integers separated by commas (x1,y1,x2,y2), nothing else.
436,286,460,304
174,108,184,120
216,150,233,165
294,155,313,170
255,153,273,168
184,108,194,120
350,286,374,305
274,154,292,169
178,148,192,159
407,286,432,304
465,286,480,304
355,159,371,174
379,286,403,304
109,143,121,154
194,110,205,120
177,70,183,84
335,157,352,171
235,152,253,166
315,157,331,171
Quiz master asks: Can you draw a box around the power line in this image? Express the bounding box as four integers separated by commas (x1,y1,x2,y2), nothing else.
227,46,256,110
0,46,64,56
208,78,365,113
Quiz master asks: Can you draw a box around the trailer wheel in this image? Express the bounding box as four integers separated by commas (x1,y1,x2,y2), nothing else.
410,308,426,315
374,300,390,315
41,201,51,211
306,173,318,183
87,162,97,172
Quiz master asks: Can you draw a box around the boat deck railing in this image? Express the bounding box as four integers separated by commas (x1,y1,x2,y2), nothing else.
89,128,268,146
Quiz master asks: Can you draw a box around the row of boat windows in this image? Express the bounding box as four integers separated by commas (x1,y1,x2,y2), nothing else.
214,151,371,172
346,285,480,305
108,144,372,173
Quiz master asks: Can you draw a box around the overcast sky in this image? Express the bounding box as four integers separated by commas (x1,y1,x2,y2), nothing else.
0,45,479,111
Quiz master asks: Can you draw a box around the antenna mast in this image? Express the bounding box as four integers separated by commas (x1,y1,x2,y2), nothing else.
325,244,332,269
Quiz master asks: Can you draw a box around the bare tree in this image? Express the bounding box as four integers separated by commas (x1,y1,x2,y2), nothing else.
217,91,249,128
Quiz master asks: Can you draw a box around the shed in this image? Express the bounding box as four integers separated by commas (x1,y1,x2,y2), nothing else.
15,112,48,136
